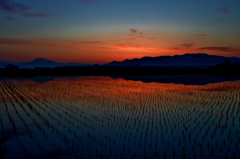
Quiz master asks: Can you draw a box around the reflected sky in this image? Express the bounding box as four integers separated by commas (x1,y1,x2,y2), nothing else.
0,76,240,158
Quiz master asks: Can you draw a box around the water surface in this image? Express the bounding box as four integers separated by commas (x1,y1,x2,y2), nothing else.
0,76,239,159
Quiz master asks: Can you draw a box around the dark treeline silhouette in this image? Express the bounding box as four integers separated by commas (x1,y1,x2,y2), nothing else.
0,61,240,77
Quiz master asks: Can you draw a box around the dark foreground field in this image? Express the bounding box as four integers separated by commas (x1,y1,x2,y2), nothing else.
0,76,240,159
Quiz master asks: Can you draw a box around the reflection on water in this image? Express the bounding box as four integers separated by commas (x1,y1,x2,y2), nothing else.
0,76,240,159
26,75,240,85
111,75,240,85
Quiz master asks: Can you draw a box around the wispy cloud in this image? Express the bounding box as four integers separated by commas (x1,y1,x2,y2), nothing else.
193,34,210,37
130,28,137,34
0,38,62,48
22,13,52,18
77,41,106,44
112,43,159,52
0,0,32,13
0,0,55,20
8,27,29,36
128,28,156,40
0,37,162,52
216,8,229,14
128,38,137,41
213,19,225,25
0,37,105,50
5,16,16,21
180,43,194,48
166,48,181,51
197,47,240,52
128,34,135,37
168,43,195,51
77,40,118,45
146,37,156,40
76,0,97,4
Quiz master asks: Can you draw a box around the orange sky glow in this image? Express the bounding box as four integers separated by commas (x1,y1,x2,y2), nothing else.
0,0,240,64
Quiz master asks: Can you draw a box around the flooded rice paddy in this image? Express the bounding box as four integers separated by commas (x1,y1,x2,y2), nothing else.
0,76,240,159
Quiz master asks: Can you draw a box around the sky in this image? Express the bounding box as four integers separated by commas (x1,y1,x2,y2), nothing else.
0,0,240,64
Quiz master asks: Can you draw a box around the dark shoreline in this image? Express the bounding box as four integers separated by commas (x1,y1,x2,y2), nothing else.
1,65,240,85
1,64,240,77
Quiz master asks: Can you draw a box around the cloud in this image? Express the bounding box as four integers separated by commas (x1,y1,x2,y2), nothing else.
128,38,137,41
213,19,225,25
128,34,135,37
0,0,32,13
216,8,229,14
0,38,114,51
168,43,195,51
76,0,96,4
5,16,16,21
166,48,181,51
77,40,119,45
197,47,240,52
193,34,210,37
77,39,159,52
112,43,159,52
0,1,56,19
146,37,156,40
130,28,137,34
0,37,162,52
7,27,28,35
77,41,104,44
180,43,194,48
0,38,60,48
22,13,52,18
128,28,156,40
237,34,240,36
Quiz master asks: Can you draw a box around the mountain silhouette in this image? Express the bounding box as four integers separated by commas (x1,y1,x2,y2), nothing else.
16,58,88,69
17,58,59,68
105,53,240,67
1,53,240,69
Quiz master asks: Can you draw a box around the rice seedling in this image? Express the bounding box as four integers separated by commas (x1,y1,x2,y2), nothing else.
0,76,239,158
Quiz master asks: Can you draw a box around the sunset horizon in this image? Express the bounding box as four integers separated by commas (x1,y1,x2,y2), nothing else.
1,1,240,158
1,52,240,65
1,0,240,64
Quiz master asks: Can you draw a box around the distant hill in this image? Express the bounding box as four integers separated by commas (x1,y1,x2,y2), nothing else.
16,58,89,69
1,58,88,69
104,53,240,67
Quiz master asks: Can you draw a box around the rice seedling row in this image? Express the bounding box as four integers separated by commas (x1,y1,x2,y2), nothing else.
0,77,240,159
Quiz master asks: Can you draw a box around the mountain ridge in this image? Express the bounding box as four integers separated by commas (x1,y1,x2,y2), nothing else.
104,53,240,67
1,58,89,68
1,53,240,68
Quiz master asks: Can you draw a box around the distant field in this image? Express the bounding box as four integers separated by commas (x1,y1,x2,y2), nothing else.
0,76,240,159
